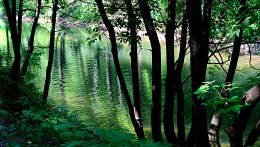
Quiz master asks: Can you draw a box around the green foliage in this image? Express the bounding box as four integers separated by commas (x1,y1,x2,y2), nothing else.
247,73,260,87
194,81,247,115
210,0,260,42
0,66,163,146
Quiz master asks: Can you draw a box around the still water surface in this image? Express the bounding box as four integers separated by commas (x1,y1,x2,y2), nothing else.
1,23,260,144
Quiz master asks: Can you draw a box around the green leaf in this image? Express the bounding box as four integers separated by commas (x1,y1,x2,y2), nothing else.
245,102,251,106
230,96,238,100
235,29,240,37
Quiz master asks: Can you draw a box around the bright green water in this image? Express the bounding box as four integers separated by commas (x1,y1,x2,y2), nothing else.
0,22,259,144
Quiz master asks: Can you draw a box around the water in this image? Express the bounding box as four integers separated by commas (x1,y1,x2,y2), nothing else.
0,23,260,144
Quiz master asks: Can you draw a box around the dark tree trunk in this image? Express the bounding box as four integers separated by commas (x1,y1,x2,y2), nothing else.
20,0,42,78
42,0,58,102
225,0,246,84
17,0,23,50
244,115,260,146
137,0,162,142
164,0,178,144
12,0,16,29
208,0,245,145
225,83,260,147
95,0,145,139
176,10,188,146
3,0,21,82
186,0,210,146
124,0,145,139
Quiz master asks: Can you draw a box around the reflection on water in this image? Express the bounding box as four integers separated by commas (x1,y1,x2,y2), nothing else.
0,24,260,144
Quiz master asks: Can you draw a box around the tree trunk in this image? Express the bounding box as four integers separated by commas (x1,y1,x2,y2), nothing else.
42,0,58,102
124,0,145,139
225,83,260,147
95,0,145,139
164,0,178,144
208,0,245,145
137,0,162,142
20,0,42,78
244,115,260,146
3,0,21,82
186,0,210,146
12,0,16,26
17,0,23,50
176,10,188,146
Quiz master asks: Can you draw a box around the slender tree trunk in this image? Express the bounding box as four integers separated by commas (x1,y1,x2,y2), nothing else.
17,0,23,50
137,0,162,142
95,0,145,139
12,0,16,29
176,10,188,146
164,0,178,144
20,0,42,78
225,0,245,84
244,115,260,146
225,83,260,147
208,0,246,145
124,0,145,139
3,0,21,82
42,0,58,102
186,0,210,146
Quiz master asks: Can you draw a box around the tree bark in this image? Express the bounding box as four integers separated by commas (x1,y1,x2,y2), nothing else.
176,10,188,146
95,0,145,139
17,0,23,50
42,0,58,102
3,0,21,82
244,115,260,146
20,0,42,78
137,0,162,142
12,0,16,29
164,0,178,144
124,0,145,139
186,0,210,146
225,83,260,147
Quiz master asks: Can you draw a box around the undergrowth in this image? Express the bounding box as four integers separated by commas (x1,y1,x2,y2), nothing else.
0,66,169,146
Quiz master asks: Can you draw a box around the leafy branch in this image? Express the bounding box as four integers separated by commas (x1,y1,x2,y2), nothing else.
194,81,248,115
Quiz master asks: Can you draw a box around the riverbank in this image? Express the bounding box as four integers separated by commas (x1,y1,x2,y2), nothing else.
0,66,163,146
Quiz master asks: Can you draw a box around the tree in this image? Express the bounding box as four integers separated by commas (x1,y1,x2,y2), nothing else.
137,0,162,142
225,83,260,147
94,0,146,139
186,0,212,146
20,0,42,78
3,0,21,82
176,8,188,146
124,0,145,139
42,0,59,102
244,115,260,146
208,0,246,145
164,0,178,144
